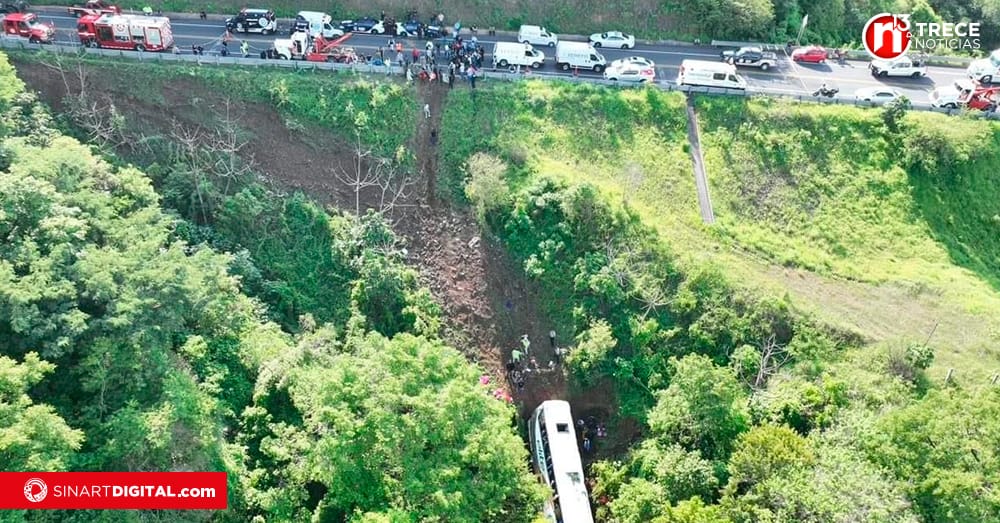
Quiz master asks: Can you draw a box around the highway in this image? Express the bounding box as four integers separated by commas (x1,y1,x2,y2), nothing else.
28,7,973,104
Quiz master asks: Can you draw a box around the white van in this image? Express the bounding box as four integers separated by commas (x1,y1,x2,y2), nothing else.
677,60,747,89
518,24,557,47
555,41,606,72
293,11,343,39
493,42,546,70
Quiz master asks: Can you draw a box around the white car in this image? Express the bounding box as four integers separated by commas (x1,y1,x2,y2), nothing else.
604,63,655,83
371,21,409,36
589,31,635,49
610,56,655,69
854,86,902,104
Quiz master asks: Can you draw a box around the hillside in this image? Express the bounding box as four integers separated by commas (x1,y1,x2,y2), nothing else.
7,50,1000,522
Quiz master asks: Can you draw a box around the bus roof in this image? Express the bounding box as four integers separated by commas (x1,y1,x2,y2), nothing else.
536,400,594,523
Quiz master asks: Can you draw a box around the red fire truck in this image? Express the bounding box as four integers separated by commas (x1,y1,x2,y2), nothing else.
77,13,173,51
1,13,55,43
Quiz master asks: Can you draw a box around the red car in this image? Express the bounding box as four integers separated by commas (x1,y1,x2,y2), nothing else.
792,45,828,63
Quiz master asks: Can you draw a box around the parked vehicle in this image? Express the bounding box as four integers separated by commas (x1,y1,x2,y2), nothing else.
370,19,408,36
401,18,423,36
791,45,827,63
423,19,447,38
589,31,634,49
603,61,654,83
518,24,557,47
853,86,901,104
555,41,605,72
869,55,926,78
677,59,747,89
967,48,1000,84
339,16,377,33
226,8,277,34
77,13,172,51
291,11,343,39
610,56,655,69
67,0,119,17
493,42,545,70
272,30,356,62
1,12,54,43
720,46,777,70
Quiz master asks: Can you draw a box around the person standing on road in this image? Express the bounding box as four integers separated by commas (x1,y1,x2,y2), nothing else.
240,40,249,58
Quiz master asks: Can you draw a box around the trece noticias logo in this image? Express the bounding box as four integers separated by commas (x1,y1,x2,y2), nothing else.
863,12,981,60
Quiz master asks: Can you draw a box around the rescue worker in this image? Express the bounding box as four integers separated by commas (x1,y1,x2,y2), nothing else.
240,40,249,57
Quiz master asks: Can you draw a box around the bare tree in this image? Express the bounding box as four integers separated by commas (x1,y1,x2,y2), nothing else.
335,130,413,219
753,333,790,389
210,98,255,195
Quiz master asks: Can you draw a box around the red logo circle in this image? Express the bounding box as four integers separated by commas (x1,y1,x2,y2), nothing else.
862,13,912,60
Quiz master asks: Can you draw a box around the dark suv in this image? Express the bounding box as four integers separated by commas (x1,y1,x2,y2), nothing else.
339,16,377,33
226,8,277,34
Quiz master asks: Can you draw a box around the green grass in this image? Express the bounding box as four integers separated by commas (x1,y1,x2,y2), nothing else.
12,52,415,161
439,81,1000,381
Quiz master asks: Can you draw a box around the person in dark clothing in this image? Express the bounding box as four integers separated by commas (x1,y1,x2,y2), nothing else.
430,129,437,146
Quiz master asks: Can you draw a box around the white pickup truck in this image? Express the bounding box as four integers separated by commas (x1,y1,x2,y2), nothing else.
869,56,927,78
967,48,1000,84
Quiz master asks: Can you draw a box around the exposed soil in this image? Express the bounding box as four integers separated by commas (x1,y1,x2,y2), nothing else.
12,59,635,450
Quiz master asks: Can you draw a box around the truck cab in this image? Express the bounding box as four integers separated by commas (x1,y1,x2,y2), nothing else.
869,56,927,78
1,13,55,43
967,49,1000,84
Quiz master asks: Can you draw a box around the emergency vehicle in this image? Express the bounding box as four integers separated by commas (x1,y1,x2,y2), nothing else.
77,13,173,51
1,12,55,43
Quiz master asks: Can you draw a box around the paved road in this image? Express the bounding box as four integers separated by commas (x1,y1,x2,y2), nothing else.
30,7,972,104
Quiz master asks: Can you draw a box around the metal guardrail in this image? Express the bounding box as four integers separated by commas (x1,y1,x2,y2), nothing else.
711,39,976,67
2,39,996,120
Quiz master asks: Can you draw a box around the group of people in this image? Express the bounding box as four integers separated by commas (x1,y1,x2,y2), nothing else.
577,417,607,454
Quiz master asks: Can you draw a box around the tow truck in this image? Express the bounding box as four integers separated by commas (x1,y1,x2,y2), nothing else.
271,31,358,62
869,55,927,78
0,12,54,43
930,79,999,111
720,46,778,71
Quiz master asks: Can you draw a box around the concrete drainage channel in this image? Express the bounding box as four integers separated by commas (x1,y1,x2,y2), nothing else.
684,95,716,225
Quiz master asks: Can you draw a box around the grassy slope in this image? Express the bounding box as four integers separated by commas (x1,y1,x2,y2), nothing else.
441,81,1000,381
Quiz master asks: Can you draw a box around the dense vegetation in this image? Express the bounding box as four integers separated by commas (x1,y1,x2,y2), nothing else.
441,81,1000,521
46,0,1000,50
0,52,545,521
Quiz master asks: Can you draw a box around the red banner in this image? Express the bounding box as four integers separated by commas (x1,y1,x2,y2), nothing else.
0,472,227,510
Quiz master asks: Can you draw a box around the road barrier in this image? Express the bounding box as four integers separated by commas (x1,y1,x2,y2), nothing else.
1,39,996,120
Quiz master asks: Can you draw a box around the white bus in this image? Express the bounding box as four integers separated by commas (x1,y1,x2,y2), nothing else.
529,400,595,523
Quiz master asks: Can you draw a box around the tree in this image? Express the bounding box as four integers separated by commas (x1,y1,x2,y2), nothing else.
724,425,813,496
648,354,749,460
862,388,1000,522
464,152,510,222
723,441,918,522
0,353,82,471
565,318,617,383
630,440,719,503
246,330,546,522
